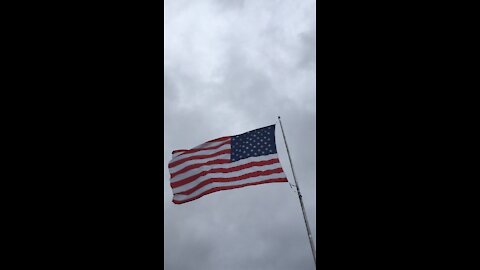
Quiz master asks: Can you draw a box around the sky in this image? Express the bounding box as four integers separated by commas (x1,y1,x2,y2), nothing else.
164,0,316,269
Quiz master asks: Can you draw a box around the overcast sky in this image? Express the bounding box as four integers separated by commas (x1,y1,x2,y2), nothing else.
164,0,316,269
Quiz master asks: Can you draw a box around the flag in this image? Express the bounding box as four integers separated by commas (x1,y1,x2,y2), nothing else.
168,124,288,204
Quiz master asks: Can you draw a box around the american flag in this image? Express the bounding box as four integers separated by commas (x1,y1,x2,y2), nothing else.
168,125,288,204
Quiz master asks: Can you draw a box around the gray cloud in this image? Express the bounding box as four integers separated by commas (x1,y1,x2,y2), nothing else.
165,0,316,269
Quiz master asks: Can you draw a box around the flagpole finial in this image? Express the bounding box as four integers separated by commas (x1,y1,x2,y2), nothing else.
278,116,281,120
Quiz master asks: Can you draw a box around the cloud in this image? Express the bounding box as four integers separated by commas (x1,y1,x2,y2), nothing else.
165,0,316,269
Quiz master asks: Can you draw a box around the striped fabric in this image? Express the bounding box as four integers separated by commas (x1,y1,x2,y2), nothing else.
168,125,288,204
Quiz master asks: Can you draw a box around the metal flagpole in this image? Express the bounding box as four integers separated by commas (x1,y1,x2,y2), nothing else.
277,116,316,267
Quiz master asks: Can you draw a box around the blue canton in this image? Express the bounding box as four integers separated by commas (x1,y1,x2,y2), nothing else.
231,125,277,162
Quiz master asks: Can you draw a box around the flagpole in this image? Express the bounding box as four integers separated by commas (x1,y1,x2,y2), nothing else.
277,116,316,267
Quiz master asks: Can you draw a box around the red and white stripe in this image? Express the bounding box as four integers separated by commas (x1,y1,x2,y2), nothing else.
169,136,288,204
